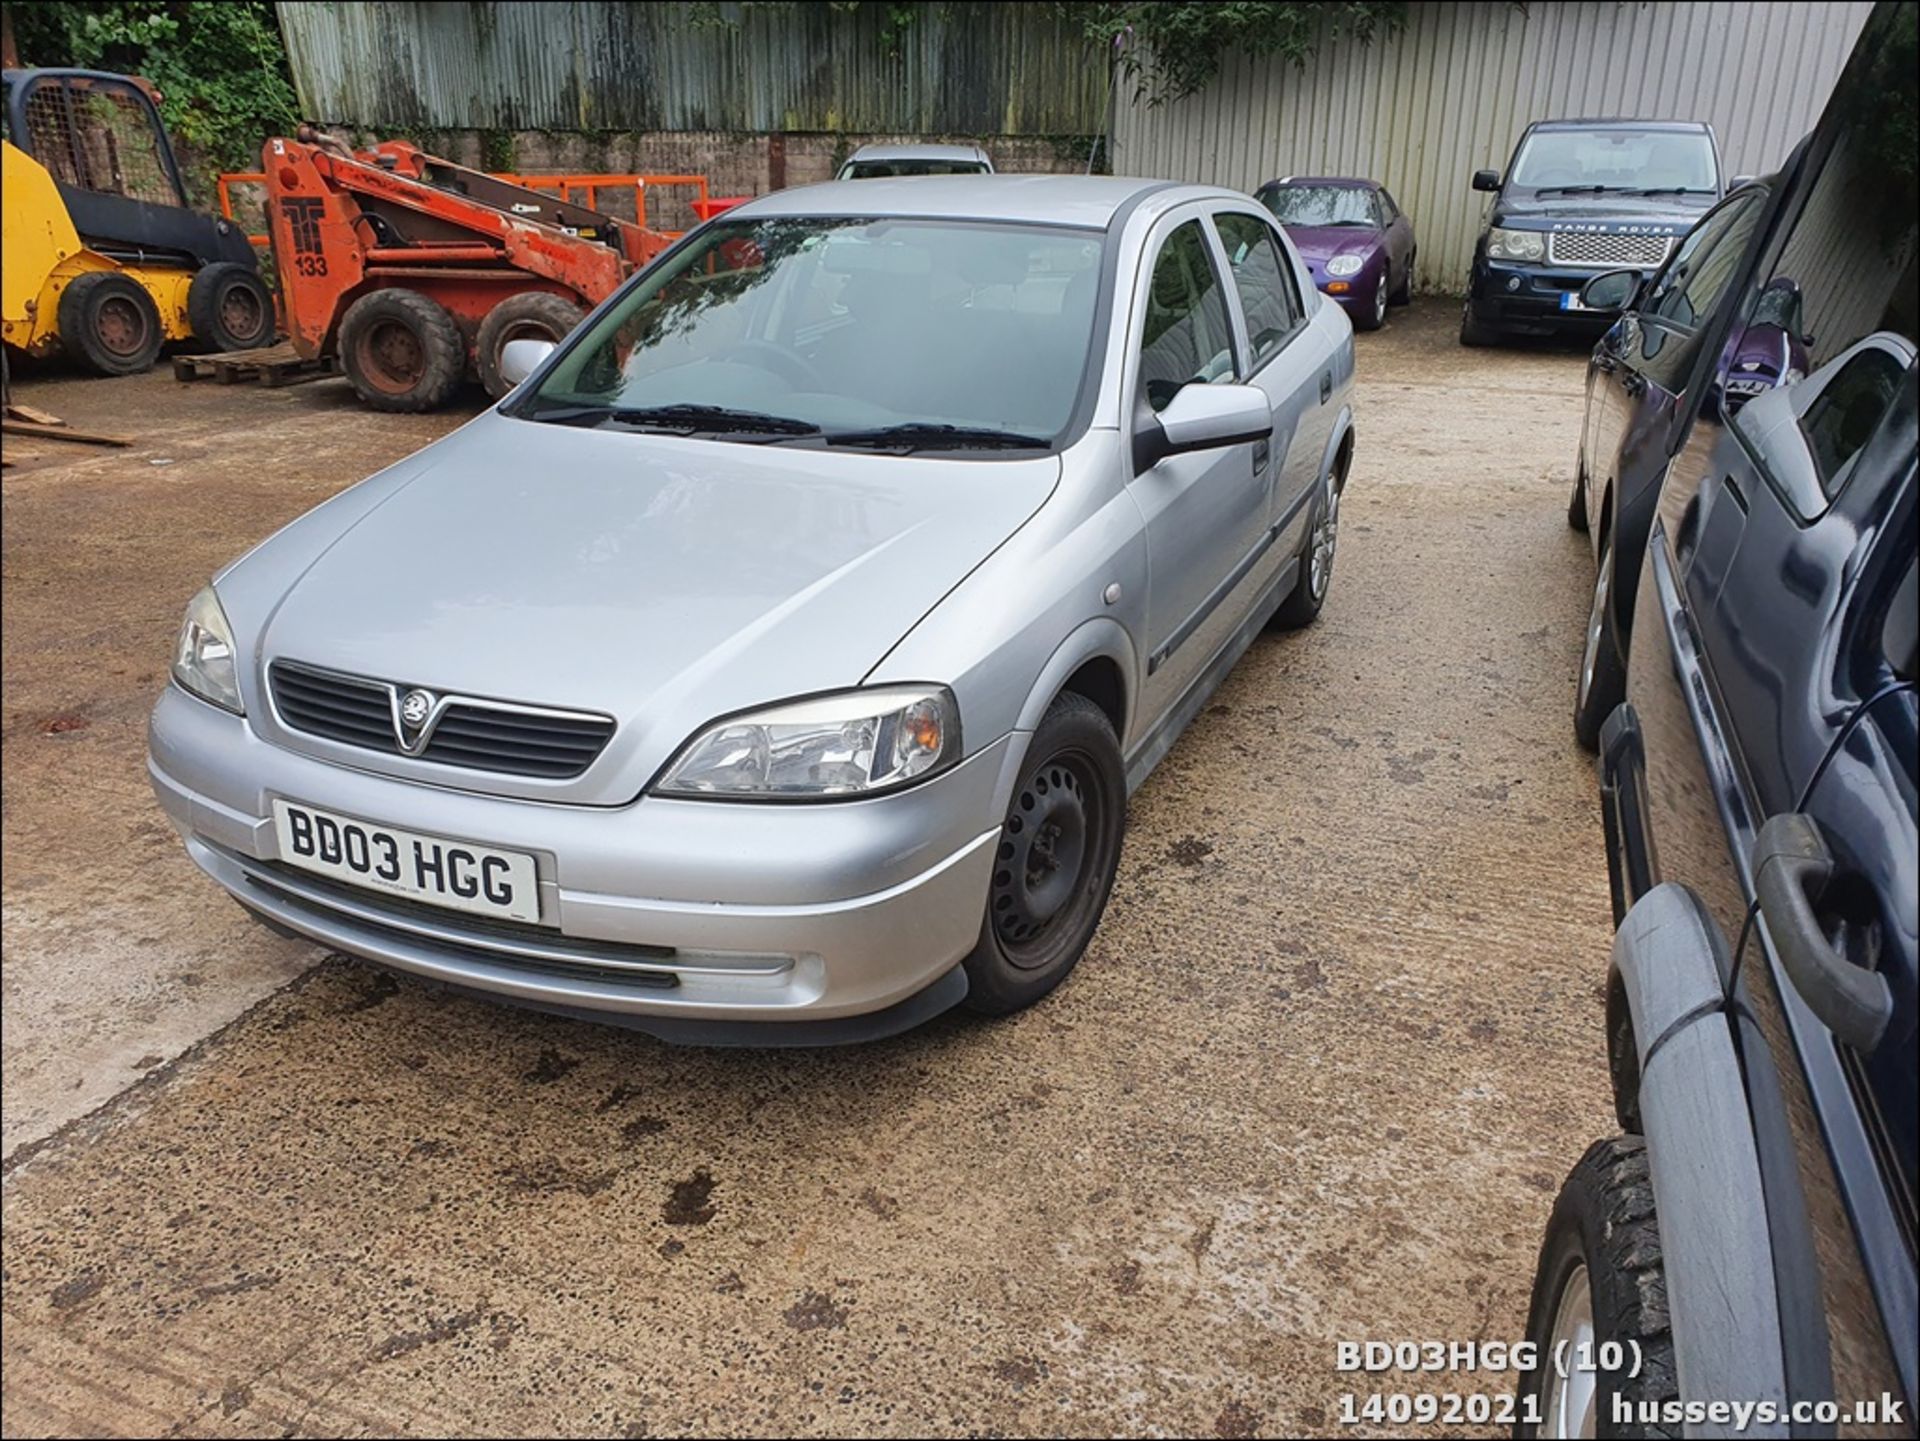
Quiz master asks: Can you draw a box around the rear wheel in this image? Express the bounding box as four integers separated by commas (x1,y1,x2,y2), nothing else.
1517,1137,1678,1438
1574,533,1627,751
338,288,466,412
187,262,275,352
1272,464,1341,629
1390,251,1414,305
476,291,586,399
57,271,163,376
962,692,1125,1016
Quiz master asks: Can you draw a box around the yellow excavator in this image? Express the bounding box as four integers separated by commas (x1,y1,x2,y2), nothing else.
2,67,273,375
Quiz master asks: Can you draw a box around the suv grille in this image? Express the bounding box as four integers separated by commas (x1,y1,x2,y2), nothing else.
268,661,615,779
1547,232,1674,269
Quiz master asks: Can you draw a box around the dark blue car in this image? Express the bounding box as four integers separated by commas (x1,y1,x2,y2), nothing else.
1518,4,1918,1434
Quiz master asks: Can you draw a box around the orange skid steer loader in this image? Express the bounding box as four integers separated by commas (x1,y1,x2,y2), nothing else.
263,128,677,410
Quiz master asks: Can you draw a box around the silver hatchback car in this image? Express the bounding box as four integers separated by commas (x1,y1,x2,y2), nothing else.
150,176,1356,1043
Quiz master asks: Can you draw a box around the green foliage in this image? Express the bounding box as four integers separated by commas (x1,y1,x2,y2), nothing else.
8,0,300,199
1069,1,1408,104
480,127,518,173
1833,0,1917,246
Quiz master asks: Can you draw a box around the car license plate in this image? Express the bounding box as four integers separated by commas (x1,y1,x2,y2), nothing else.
1559,290,1594,312
270,799,540,922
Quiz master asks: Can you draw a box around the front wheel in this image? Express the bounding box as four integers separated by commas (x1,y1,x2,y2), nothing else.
1568,466,1591,532
961,692,1125,1016
1355,273,1389,331
338,288,465,413
1574,534,1626,751
1459,300,1501,347
1516,1137,1678,1438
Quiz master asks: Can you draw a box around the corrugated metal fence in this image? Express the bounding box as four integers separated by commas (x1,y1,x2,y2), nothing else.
277,1,1107,136
1112,1,1874,292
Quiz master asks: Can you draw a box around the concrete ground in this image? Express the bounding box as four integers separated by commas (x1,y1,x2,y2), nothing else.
2,305,1611,1437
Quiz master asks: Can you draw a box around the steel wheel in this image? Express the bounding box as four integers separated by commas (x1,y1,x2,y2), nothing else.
1309,472,1341,601
1539,1263,1597,1437
991,749,1106,967
95,294,153,360
220,285,265,344
357,318,427,396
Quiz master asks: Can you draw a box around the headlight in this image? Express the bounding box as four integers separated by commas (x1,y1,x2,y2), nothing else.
172,585,244,714
655,685,960,799
1487,226,1546,262
1325,254,1364,278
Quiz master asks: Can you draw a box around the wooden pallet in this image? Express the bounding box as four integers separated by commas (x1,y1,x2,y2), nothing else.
173,344,339,387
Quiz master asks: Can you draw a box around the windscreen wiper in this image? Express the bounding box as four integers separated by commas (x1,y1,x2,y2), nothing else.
525,401,820,436
1532,184,1632,196
1628,186,1715,196
822,422,1051,452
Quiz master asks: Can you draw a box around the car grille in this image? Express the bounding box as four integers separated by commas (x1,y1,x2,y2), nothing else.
1547,232,1674,269
268,661,615,779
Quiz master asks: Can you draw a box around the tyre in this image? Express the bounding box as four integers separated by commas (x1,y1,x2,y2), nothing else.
56,271,163,376
1459,300,1501,347
476,291,586,399
1355,272,1388,331
1574,533,1626,751
1517,1137,1678,1438
962,691,1125,1015
1390,252,1414,306
1568,466,1591,532
338,288,465,412
1272,464,1342,629
186,261,275,352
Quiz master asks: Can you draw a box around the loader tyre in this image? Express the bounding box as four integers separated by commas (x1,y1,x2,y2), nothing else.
187,262,275,352
339,288,465,412
58,272,164,376
477,292,586,399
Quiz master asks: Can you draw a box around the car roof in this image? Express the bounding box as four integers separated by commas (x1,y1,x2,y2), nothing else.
1259,176,1380,190
844,142,991,164
1527,118,1712,132
729,175,1247,229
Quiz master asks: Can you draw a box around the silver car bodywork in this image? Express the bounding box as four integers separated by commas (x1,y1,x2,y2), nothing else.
149,176,1356,1041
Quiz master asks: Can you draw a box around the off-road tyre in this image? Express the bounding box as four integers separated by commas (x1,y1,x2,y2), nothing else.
57,271,164,376
186,261,275,351
476,291,586,399
338,288,465,413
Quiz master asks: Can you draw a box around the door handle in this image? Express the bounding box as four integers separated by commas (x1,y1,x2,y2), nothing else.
1622,370,1647,398
1593,352,1619,374
1753,813,1894,1052
1252,438,1270,471
1318,372,1332,402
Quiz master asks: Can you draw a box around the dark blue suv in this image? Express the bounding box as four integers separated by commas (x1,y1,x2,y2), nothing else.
1517,4,1918,1434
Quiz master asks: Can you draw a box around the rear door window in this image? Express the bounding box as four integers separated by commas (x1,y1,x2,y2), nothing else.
1632,188,1767,390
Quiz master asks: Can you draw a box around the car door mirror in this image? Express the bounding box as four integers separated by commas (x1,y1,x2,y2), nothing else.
1472,168,1501,192
498,338,556,389
1730,174,1756,191
1134,383,1273,472
1579,268,1642,313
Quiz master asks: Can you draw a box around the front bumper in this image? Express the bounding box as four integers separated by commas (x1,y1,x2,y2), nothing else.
149,684,1010,1039
1467,259,1614,333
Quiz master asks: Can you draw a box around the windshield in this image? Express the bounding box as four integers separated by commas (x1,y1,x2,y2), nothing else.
842,160,990,179
1259,185,1377,227
1510,128,1719,192
520,216,1103,444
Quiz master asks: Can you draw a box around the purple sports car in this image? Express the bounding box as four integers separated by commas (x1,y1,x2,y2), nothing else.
1255,177,1416,330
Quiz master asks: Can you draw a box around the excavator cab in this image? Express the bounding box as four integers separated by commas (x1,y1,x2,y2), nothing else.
1,68,273,374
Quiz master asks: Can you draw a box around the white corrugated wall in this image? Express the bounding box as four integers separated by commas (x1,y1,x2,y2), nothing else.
1110,1,1874,292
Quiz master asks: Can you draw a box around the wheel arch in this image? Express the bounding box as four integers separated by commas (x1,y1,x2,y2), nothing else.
1607,883,1797,1414
1013,616,1136,742
1320,405,1356,496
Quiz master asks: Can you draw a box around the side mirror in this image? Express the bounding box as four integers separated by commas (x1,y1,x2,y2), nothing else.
1472,169,1501,192
1579,268,1642,313
1133,383,1272,473
1730,174,1756,191
498,337,556,389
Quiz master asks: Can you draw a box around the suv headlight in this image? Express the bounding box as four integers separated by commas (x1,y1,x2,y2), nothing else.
655,685,960,799
172,585,245,714
1487,226,1546,262
1325,254,1364,278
